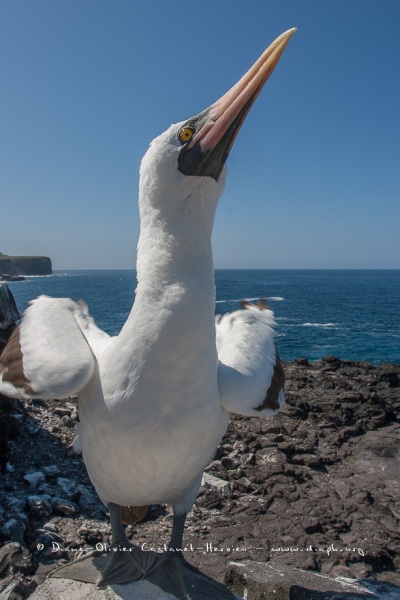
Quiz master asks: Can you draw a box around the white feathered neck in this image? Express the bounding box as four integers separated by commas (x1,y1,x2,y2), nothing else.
100,124,227,400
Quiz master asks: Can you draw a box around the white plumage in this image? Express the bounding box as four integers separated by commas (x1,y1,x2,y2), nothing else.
0,127,283,511
216,302,285,417
0,28,295,596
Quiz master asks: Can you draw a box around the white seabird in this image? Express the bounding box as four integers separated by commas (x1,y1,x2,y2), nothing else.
0,28,295,599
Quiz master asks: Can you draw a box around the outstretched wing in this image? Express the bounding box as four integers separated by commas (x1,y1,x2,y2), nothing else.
216,300,285,417
0,295,111,400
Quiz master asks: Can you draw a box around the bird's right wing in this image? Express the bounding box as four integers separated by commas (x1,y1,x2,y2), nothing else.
0,295,109,400
216,300,285,417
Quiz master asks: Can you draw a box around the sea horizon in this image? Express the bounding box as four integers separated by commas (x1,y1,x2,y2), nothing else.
52,267,400,271
6,269,400,366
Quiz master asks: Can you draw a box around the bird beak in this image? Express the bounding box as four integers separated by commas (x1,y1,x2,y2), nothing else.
178,28,296,181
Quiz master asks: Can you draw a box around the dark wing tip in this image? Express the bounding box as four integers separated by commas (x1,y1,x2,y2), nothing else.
254,353,285,412
257,298,271,310
1,326,34,396
240,298,271,311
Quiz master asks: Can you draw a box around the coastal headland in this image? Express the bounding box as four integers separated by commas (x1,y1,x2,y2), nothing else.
0,253,52,277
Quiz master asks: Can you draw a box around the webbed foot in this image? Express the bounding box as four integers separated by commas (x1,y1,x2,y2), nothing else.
147,551,238,600
50,542,157,586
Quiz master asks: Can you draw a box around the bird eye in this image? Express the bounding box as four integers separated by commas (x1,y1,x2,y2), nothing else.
178,127,194,144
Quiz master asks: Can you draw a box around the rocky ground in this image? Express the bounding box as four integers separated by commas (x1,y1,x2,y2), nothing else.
1,357,399,598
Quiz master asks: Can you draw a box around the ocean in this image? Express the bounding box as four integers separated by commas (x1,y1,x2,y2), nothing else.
6,269,400,365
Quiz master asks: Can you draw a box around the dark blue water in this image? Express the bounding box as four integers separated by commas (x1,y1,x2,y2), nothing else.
6,269,400,365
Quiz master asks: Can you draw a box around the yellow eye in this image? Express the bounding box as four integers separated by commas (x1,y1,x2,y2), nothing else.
178,127,194,144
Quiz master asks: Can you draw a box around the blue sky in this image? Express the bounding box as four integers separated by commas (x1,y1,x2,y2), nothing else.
1,0,399,269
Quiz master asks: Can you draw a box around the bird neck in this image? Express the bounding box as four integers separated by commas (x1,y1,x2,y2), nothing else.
100,179,222,403
103,188,218,395
135,183,218,304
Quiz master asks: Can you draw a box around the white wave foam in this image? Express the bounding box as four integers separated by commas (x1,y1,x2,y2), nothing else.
302,323,338,328
267,296,284,301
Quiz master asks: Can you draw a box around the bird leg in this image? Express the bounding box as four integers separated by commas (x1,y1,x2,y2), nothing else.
51,505,237,597
146,511,238,600
94,502,157,585
168,511,187,551
50,502,156,586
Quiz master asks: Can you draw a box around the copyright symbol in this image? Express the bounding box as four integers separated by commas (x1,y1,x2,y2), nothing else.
37,543,44,551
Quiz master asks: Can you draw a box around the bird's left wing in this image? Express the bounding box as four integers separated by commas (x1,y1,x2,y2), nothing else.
0,295,111,400
216,300,285,417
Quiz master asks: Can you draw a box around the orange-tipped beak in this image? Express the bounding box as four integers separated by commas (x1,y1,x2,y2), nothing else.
178,28,296,181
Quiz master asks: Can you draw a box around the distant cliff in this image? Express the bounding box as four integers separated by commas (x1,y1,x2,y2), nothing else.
0,253,52,276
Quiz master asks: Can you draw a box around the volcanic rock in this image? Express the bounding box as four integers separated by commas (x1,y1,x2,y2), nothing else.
226,561,400,599
0,284,20,475
0,358,399,598
0,284,19,331
23,473,45,490
28,577,222,600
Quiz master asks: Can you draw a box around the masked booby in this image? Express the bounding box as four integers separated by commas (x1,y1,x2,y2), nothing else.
0,28,295,599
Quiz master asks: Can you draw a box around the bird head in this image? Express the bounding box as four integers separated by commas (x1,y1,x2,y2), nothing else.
139,28,296,224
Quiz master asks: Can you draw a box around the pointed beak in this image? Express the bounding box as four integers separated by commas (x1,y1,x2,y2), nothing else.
178,28,296,181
